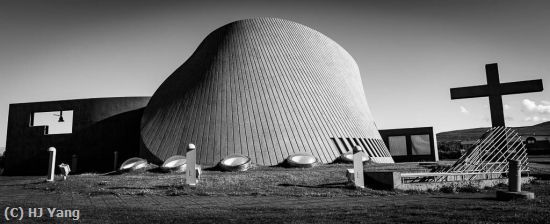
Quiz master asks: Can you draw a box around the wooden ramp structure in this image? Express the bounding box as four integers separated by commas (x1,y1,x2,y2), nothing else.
402,127,528,183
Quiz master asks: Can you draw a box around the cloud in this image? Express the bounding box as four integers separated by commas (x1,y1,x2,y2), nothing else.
505,116,514,121
542,100,550,105
504,104,511,110
524,116,549,122
522,99,550,114
460,106,469,114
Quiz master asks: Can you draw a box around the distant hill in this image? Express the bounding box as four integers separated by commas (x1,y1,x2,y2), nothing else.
437,121,550,142
0,147,4,155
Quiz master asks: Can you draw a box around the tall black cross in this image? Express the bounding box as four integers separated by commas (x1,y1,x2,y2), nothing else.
450,63,544,127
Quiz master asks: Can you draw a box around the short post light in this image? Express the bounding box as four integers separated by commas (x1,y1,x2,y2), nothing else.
496,160,535,200
353,145,365,189
508,160,521,192
71,154,78,173
186,144,197,186
46,147,56,182
113,151,118,171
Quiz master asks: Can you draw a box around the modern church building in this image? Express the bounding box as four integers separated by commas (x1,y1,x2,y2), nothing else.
4,18,393,175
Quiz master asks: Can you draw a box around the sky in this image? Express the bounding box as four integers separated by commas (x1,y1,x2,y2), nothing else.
1,0,549,151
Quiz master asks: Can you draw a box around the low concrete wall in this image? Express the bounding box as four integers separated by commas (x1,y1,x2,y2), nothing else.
364,171,401,189
396,177,534,191
363,171,534,191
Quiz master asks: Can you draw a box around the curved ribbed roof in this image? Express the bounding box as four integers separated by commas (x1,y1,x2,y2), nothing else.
140,18,393,165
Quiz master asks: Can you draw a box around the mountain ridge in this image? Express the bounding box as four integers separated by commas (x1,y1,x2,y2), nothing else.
436,121,550,142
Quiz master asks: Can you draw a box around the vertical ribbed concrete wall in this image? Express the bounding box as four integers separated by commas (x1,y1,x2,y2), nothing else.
140,18,393,165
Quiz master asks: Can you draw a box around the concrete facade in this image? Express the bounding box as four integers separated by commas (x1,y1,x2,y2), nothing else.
4,97,150,175
141,18,393,165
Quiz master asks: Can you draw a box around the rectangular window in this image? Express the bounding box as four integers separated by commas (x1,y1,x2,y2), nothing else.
388,136,407,156
30,110,73,135
411,134,431,155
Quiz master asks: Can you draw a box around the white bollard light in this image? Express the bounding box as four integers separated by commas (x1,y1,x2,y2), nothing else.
46,147,57,182
353,145,365,188
186,144,197,186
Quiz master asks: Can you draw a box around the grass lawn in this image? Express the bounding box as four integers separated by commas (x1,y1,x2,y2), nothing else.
24,162,438,197
4,159,550,223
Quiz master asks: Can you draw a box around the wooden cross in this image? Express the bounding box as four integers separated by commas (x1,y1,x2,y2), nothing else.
450,63,543,127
